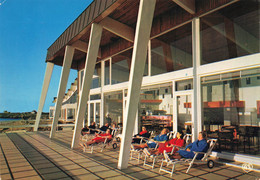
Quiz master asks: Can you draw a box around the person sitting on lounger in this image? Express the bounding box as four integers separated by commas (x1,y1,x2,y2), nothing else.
132,126,150,144
132,128,169,149
171,131,208,160
144,131,184,156
81,122,97,135
82,129,112,146
99,123,110,132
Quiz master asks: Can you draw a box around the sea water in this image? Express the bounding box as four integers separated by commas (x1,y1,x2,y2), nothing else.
0,118,22,122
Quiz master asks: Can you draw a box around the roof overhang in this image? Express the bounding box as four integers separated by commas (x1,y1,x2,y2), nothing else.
46,0,238,70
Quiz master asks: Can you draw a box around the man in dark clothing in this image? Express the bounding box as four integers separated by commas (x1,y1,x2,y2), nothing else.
99,123,110,132
81,122,97,135
172,131,208,160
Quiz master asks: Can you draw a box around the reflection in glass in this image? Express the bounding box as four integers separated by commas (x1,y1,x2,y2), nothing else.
112,49,132,84
175,79,193,91
91,62,101,89
67,109,75,120
151,23,192,76
177,95,192,134
105,60,110,85
104,91,123,125
96,103,100,126
90,103,94,124
200,1,259,64
202,68,260,155
139,84,173,133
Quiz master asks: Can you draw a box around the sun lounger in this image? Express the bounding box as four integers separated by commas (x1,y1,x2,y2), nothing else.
159,138,217,176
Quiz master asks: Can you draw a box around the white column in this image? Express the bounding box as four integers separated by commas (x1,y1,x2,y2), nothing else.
88,102,91,126
118,0,156,169
34,62,54,131
134,111,139,135
94,102,96,123
50,46,75,138
71,23,103,149
148,40,152,76
100,61,105,127
172,80,178,132
192,17,201,140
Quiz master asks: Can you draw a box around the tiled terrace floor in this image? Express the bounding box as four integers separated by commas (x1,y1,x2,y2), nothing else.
0,131,259,180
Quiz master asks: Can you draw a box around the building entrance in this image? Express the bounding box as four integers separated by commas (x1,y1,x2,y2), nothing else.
88,100,101,127
174,90,193,136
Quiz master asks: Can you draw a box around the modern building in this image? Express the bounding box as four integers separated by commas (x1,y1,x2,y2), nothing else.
49,79,78,123
35,0,260,169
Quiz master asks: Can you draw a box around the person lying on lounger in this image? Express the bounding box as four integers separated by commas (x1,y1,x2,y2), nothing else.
171,131,208,160
132,126,150,144
144,131,184,156
81,129,112,147
132,128,169,150
81,122,97,135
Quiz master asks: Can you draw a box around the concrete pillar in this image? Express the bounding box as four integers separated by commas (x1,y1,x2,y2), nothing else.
50,46,75,138
100,61,105,127
34,62,54,131
192,17,201,140
117,0,156,169
71,23,103,149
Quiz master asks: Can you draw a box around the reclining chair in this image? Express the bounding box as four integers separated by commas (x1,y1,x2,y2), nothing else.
143,132,191,169
159,138,217,176
83,129,118,154
130,131,154,163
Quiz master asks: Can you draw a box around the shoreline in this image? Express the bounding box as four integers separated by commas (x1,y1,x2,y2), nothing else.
0,119,53,133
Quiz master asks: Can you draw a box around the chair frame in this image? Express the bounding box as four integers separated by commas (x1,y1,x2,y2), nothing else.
159,138,218,176
143,132,176,168
130,137,150,163
82,129,118,154
143,133,192,169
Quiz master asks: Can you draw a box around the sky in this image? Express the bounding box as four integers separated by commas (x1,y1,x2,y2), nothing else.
0,0,93,113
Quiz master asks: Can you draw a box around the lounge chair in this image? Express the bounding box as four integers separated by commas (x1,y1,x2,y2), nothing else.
159,138,217,176
130,131,156,163
130,132,152,163
83,129,118,153
143,132,191,169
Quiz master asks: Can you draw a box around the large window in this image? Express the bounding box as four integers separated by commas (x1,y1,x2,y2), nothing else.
111,48,148,85
67,108,75,120
104,91,123,125
151,23,192,76
200,1,259,64
79,62,101,90
112,49,133,85
104,60,110,85
139,83,173,133
91,62,101,89
202,68,260,155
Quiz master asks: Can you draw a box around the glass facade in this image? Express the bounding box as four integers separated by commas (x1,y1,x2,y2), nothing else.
202,68,260,155
139,83,173,133
104,60,110,85
177,94,192,134
104,91,123,126
91,62,101,89
51,0,259,162
79,63,101,90
151,23,192,76
175,79,193,91
67,108,75,120
111,49,132,85
200,1,260,64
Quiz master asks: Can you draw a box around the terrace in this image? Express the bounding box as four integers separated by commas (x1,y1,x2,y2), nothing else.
1,130,259,179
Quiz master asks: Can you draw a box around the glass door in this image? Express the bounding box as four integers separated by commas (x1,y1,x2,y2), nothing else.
174,90,193,135
88,100,101,127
